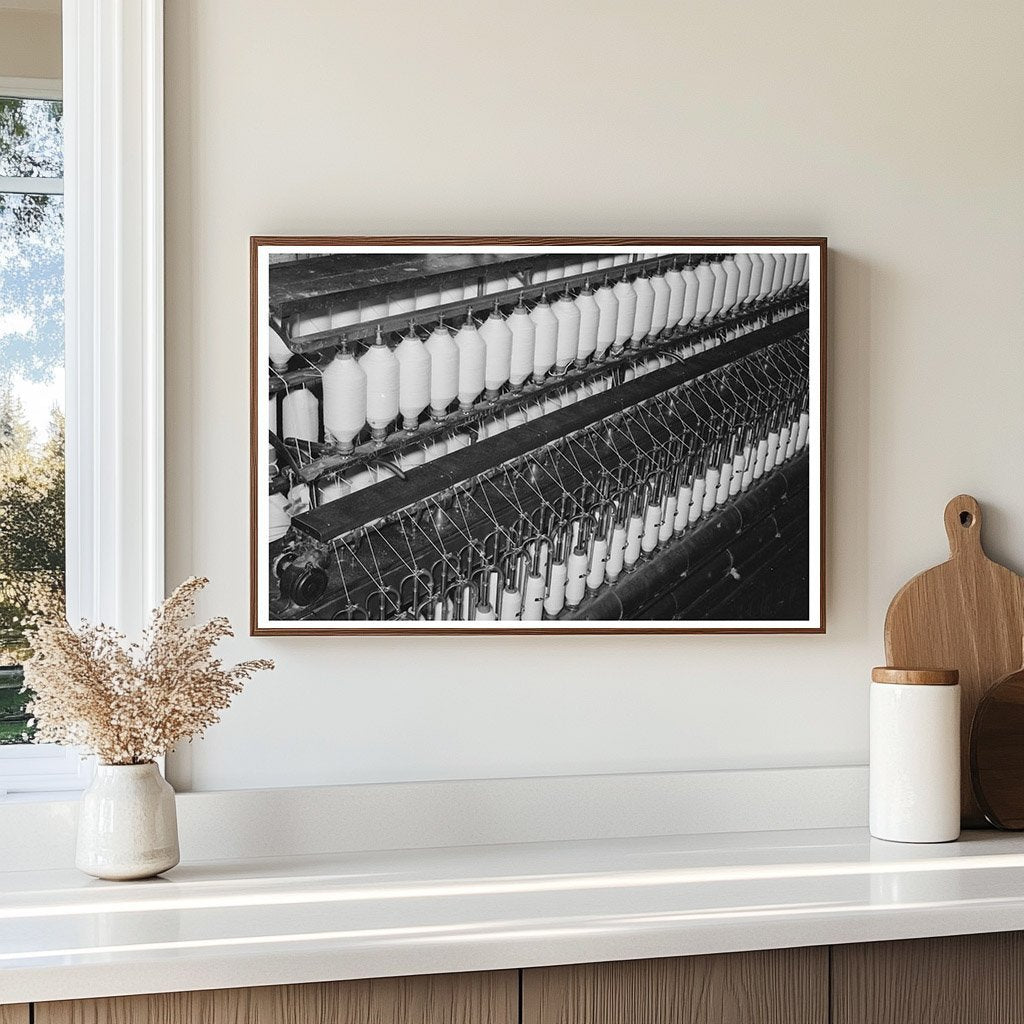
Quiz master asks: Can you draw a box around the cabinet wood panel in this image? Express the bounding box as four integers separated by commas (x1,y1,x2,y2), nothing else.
522,948,828,1024
832,932,1024,1024
0,1007,30,1024
35,971,517,1024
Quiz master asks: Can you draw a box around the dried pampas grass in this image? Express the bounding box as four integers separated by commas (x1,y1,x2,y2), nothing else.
23,577,273,765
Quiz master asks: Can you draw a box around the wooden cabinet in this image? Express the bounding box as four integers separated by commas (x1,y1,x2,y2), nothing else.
34,971,517,1024
522,948,828,1024
831,932,1024,1024
15,933,1024,1024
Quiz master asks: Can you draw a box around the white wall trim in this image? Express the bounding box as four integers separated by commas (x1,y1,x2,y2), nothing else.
0,765,869,870
0,75,62,100
63,0,164,635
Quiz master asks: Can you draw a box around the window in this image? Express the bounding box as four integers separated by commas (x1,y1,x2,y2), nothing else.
0,5,166,797
0,80,82,794
0,89,66,737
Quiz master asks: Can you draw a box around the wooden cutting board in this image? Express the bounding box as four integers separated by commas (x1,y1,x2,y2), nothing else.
884,494,1024,826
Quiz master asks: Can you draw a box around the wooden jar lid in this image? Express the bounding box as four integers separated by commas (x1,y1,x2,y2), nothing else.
871,667,960,686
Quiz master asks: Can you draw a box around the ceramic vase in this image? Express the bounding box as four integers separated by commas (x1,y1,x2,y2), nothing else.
76,762,180,880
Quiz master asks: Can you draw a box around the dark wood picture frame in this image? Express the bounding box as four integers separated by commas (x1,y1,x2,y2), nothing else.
250,236,827,636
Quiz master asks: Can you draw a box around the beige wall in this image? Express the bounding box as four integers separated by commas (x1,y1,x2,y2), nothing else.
164,0,1024,791
0,8,60,81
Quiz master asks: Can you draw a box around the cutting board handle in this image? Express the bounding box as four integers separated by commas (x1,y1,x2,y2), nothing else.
944,494,983,559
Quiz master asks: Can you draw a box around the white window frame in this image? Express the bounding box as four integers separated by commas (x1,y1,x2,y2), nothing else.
0,0,164,797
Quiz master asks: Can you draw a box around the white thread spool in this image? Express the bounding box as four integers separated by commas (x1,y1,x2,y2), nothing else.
593,280,619,360
462,278,480,300
552,293,581,371
394,326,431,430
744,254,762,303
269,492,292,542
454,311,486,409
321,342,366,452
693,260,715,322
782,253,797,291
721,256,740,312
597,256,615,269
757,254,775,300
731,450,746,495
794,252,808,284
612,253,631,267
659,493,677,543
292,310,331,337
612,275,638,347
733,253,753,308
358,327,400,441
587,534,609,591
507,300,536,389
624,513,644,568
388,292,416,316
770,253,786,296
479,304,513,398
564,259,584,279
673,483,691,532
268,397,278,435
689,476,706,522
786,420,800,459
281,386,319,442
716,459,733,504
522,573,546,620
544,261,564,282
649,269,671,338
708,259,727,319
269,324,293,369
485,276,507,295
531,293,559,382
424,324,459,420
703,467,721,512
870,667,961,843
581,258,600,274
679,261,699,326
753,438,769,480
665,264,685,330
544,560,568,617
605,523,627,582
764,431,781,471
777,424,791,462
565,548,589,608
641,500,661,554
796,411,810,450
631,272,655,343
574,284,600,364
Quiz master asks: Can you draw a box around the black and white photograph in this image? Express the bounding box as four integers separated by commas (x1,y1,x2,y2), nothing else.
252,239,825,633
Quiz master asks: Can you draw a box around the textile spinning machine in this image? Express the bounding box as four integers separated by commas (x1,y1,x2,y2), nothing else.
264,249,814,625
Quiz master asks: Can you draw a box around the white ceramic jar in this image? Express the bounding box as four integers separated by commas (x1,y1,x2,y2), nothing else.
76,762,180,880
869,667,960,843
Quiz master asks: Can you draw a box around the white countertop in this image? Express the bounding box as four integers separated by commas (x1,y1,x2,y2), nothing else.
4,826,1024,1004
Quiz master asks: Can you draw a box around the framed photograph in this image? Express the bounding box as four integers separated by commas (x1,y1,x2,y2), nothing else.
251,237,826,634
